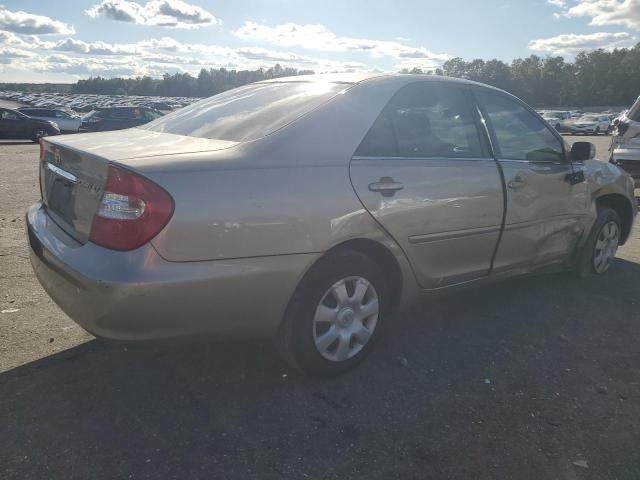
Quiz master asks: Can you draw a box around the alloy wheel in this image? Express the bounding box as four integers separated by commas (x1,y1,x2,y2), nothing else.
593,221,620,273
312,276,379,362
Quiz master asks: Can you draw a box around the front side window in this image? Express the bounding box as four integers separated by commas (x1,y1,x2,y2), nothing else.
356,83,484,158
141,81,347,142
105,109,135,119
475,89,565,162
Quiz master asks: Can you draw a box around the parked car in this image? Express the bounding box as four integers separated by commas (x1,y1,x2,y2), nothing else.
27,74,636,376
610,96,640,187
0,108,60,142
542,111,573,132
571,114,611,135
79,106,164,132
18,107,82,133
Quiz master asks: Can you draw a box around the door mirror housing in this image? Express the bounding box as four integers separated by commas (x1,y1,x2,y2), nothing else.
570,141,595,161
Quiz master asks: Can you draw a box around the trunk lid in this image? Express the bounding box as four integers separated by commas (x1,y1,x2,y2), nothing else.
40,129,236,243
40,140,108,243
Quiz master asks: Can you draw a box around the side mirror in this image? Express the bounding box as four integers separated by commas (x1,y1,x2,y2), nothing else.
570,141,595,161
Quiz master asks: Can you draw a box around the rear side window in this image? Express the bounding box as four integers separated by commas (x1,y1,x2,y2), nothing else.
475,89,565,162
356,83,484,158
140,82,346,142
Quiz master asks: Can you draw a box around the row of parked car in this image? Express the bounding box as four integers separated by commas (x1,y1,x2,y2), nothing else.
0,90,203,142
0,91,198,113
538,109,623,135
0,105,167,142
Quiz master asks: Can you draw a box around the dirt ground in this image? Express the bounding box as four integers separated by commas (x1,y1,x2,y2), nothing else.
1,135,639,479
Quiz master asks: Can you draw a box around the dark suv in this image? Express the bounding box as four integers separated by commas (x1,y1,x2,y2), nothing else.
79,106,163,132
0,108,60,142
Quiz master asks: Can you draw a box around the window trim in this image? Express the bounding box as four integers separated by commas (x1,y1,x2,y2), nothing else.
470,86,569,164
352,81,493,160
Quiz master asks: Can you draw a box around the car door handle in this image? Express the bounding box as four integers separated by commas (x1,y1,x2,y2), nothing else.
368,177,404,197
507,176,526,190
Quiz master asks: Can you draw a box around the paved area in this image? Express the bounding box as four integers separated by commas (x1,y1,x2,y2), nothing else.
1,135,639,479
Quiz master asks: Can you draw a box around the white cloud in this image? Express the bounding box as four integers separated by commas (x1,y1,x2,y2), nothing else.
547,0,567,7
53,38,140,55
567,0,640,29
0,6,74,35
34,53,142,77
86,0,218,28
233,21,451,65
528,31,633,54
0,47,34,64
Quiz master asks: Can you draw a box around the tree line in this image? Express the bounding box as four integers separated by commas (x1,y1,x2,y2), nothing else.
405,43,640,107
69,64,313,97
4,43,639,107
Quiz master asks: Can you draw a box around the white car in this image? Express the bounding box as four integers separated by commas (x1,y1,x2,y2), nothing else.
571,114,611,135
17,107,82,133
610,97,640,187
542,111,573,132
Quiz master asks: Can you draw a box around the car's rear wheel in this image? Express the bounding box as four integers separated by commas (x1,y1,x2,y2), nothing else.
574,206,621,276
278,249,390,377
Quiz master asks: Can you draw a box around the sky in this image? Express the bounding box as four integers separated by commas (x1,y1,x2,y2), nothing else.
0,0,638,82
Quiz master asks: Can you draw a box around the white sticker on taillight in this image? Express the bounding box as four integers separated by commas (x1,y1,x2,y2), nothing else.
97,193,146,220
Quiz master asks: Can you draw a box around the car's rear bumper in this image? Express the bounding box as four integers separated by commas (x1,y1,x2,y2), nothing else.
26,202,318,341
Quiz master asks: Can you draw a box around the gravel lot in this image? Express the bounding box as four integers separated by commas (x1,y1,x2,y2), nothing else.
1,135,639,479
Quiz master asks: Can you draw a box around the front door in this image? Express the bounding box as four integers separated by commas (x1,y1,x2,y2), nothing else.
0,109,26,138
473,88,588,273
350,82,504,289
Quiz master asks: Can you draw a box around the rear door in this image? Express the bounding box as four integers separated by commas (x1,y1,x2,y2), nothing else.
473,87,587,272
350,82,504,289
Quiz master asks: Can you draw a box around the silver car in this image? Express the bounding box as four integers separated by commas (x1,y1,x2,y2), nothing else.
27,74,636,376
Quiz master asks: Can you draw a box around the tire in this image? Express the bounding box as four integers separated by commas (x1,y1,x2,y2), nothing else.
574,206,622,276
595,127,600,135
277,249,391,377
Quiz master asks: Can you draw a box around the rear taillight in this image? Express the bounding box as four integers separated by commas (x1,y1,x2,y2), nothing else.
89,164,174,251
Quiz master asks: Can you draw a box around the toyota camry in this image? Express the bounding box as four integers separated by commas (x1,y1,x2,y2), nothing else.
27,74,636,376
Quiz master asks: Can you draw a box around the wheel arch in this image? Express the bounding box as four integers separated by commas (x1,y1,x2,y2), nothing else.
596,193,634,245
284,237,405,319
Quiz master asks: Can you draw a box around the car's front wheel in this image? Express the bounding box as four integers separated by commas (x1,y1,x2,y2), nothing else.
575,206,622,276
278,249,390,377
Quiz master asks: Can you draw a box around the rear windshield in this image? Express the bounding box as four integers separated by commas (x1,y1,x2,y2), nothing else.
139,81,347,142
